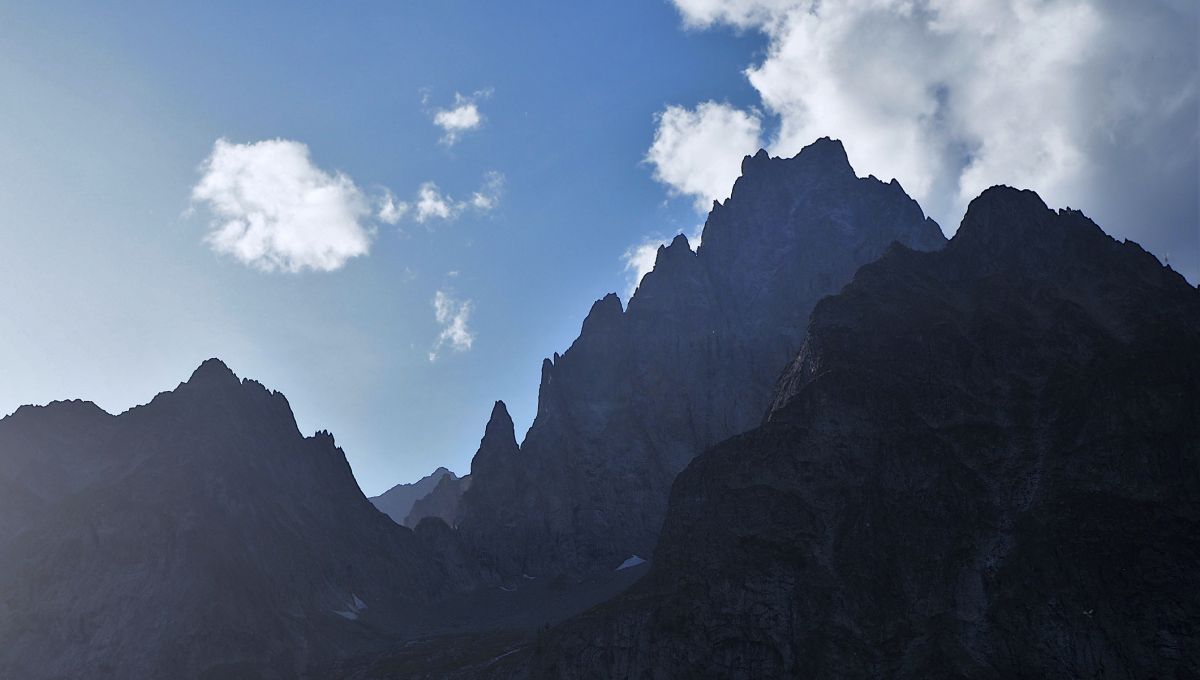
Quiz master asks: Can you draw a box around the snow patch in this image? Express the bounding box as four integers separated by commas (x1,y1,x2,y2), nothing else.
332,593,368,620
616,555,646,570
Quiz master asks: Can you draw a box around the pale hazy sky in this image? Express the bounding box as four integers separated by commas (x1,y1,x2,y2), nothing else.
1,1,1195,495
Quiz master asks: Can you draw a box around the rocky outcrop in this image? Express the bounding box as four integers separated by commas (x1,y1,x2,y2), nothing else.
458,138,947,579
533,187,1200,678
371,466,458,526
0,360,472,680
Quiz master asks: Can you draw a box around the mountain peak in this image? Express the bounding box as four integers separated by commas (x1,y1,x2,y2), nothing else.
484,400,516,444
740,148,772,174
470,400,520,477
581,293,624,337
947,185,1105,274
186,358,240,388
794,136,852,174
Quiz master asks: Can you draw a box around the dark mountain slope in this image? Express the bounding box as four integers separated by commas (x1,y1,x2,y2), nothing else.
533,187,1200,678
0,360,470,680
458,138,946,579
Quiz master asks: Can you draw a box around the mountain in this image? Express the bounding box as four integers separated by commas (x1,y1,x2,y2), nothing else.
0,360,470,680
457,138,947,580
371,466,458,526
532,187,1200,678
406,472,471,529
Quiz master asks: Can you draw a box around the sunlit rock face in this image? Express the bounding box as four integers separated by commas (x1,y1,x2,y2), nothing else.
458,138,947,580
534,187,1200,679
0,360,471,680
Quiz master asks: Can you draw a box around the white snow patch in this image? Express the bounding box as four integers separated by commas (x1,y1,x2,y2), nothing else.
616,555,646,570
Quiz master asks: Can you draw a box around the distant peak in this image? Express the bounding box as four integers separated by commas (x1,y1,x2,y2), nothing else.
187,358,239,386
6,399,112,425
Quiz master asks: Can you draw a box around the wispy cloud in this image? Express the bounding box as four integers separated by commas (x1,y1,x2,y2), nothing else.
413,172,505,223
191,138,373,272
429,290,474,361
431,89,493,145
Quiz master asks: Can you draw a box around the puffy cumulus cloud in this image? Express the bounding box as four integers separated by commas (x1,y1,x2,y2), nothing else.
191,138,374,272
646,102,763,211
431,89,492,145
429,290,474,361
621,225,704,298
667,0,1199,279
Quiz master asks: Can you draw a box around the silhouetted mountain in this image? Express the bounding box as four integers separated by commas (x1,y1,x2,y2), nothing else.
406,473,471,529
532,187,1200,678
0,360,471,680
457,138,947,579
371,466,457,526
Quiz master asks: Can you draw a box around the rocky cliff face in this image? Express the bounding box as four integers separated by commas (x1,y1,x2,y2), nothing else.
371,466,458,526
0,360,470,680
458,138,947,579
533,187,1200,678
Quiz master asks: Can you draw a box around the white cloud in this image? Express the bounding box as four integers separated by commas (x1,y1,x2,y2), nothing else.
470,171,505,211
646,102,763,211
377,189,408,225
413,172,505,223
621,225,703,298
429,290,474,361
668,0,1200,237
432,89,492,145
191,138,374,272
415,182,458,222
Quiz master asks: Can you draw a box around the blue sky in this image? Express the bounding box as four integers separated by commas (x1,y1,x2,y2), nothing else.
2,1,1195,495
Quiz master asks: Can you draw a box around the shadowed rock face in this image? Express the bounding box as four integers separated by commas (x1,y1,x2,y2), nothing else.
458,138,947,580
533,187,1200,679
370,466,457,526
0,360,470,680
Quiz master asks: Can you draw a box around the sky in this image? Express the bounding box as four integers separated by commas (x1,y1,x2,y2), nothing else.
1,1,1196,496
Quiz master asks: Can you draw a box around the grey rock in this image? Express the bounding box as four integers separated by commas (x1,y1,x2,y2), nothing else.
532,187,1200,679
0,359,472,679
458,138,946,579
